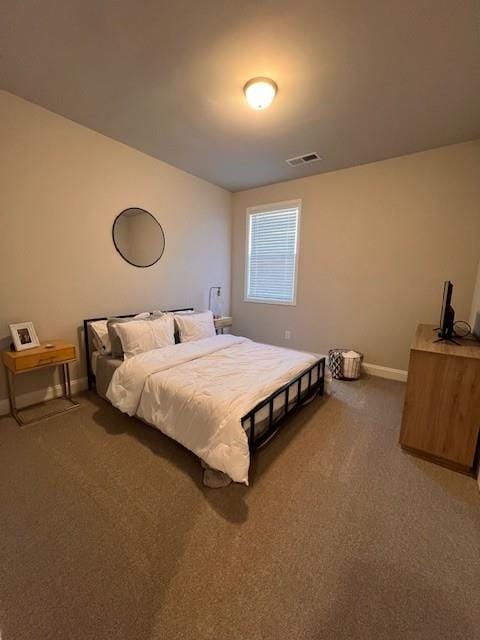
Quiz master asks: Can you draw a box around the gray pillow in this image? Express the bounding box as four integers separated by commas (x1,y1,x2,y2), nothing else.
107,312,150,358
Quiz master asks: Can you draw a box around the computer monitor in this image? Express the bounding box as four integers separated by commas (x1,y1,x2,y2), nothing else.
438,281,455,340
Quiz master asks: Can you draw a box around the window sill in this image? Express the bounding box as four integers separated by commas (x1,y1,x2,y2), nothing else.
243,298,297,307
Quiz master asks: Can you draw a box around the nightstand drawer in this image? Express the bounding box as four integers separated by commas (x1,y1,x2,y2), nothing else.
7,345,76,372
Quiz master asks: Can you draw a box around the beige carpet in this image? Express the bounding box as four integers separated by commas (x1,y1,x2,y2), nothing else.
0,376,479,640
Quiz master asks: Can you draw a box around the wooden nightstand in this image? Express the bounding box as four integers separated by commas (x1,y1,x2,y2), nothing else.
214,316,233,334
2,339,80,426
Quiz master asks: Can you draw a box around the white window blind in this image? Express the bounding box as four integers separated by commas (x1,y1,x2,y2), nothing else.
245,202,300,305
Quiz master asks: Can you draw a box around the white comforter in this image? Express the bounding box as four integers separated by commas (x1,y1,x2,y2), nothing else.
107,335,319,484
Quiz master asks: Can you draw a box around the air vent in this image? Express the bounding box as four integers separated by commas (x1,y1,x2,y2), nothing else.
286,152,322,167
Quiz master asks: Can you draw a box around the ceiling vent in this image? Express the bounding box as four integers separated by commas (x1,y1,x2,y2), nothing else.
286,152,322,167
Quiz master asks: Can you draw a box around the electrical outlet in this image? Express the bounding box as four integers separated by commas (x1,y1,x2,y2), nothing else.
284,330,291,340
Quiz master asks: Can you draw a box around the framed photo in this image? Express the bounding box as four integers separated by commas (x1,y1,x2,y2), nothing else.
9,322,40,351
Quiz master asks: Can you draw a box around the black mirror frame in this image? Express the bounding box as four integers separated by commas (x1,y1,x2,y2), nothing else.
112,207,165,268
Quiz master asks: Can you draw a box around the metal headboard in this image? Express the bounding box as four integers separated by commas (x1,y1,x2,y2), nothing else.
83,307,194,390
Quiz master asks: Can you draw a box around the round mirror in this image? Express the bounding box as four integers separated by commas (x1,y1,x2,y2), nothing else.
112,208,165,267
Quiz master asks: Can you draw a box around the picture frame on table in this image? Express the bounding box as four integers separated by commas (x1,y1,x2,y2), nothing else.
9,322,40,351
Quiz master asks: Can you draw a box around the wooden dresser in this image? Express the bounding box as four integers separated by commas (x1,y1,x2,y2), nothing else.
400,324,480,475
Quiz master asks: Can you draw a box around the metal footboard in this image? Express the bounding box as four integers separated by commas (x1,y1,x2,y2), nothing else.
241,357,325,452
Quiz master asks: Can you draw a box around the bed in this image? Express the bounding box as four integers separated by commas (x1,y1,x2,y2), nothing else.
83,310,325,484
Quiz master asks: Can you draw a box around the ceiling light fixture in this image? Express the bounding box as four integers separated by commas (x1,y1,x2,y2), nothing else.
243,77,277,110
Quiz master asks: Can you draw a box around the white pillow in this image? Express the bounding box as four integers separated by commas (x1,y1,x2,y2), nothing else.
175,310,216,343
115,314,175,359
107,311,151,357
90,320,111,354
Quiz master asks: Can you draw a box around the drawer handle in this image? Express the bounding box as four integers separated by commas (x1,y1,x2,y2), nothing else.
39,357,54,364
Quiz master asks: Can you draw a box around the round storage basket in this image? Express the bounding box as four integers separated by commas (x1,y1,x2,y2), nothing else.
328,349,363,381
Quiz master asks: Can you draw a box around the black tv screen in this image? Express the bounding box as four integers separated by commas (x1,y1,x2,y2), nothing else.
438,281,454,339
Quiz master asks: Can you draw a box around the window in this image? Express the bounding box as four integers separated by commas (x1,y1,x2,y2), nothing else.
245,200,301,305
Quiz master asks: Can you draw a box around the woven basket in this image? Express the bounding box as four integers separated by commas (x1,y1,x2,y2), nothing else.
328,349,363,380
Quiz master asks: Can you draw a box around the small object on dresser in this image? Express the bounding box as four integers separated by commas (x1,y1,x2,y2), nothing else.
9,322,40,351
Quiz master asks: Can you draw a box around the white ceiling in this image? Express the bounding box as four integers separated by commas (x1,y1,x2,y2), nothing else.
1,0,480,191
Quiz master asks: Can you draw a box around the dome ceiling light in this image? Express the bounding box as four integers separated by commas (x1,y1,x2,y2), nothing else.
243,77,278,110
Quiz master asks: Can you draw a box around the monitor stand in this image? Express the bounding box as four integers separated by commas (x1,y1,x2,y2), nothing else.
433,336,462,347
433,335,461,346
432,326,461,346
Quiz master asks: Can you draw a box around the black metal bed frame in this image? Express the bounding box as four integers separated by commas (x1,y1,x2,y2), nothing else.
242,358,325,452
83,310,326,451
83,308,194,391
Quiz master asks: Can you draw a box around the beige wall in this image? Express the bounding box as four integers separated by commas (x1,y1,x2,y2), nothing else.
232,141,480,370
2,89,478,410
470,260,480,337
0,91,231,407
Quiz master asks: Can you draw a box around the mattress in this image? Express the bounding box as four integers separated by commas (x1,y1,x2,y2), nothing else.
91,350,101,376
95,345,319,431
108,335,321,483
99,340,320,436
96,349,318,439
99,336,322,485
94,354,123,400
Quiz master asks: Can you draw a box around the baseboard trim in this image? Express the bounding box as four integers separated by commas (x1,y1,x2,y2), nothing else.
0,377,88,417
321,353,408,382
362,362,407,382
